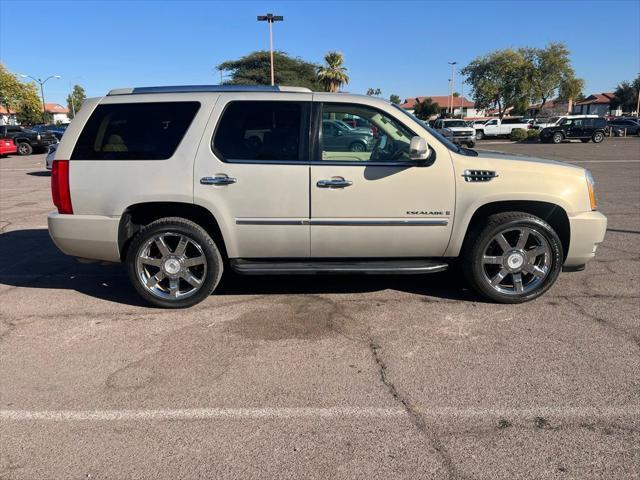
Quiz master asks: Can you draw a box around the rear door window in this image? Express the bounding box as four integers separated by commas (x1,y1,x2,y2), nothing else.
212,101,307,162
71,102,200,160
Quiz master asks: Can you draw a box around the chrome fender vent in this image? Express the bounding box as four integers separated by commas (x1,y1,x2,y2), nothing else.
462,170,498,182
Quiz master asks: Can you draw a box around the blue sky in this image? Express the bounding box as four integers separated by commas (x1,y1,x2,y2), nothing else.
1,0,638,105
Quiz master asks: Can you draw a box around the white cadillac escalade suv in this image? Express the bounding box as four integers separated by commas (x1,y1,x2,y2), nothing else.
48,85,607,308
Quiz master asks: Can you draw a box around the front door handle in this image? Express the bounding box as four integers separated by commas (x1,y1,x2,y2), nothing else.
200,174,237,186
317,176,353,188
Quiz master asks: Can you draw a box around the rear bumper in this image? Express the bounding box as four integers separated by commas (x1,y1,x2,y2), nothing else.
564,211,607,268
48,212,121,262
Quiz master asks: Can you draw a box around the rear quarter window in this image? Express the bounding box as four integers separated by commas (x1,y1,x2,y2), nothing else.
71,101,200,160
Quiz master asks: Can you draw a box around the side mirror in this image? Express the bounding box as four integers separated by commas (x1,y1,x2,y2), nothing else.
336,130,343,136
409,136,430,161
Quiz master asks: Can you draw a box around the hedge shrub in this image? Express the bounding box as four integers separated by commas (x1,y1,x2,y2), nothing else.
527,128,540,139
510,128,528,141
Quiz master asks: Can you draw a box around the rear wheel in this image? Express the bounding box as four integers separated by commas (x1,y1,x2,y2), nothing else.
17,142,33,155
126,217,223,308
552,132,563,144
475,130,484,140
462,212,563,303
592,131,604,143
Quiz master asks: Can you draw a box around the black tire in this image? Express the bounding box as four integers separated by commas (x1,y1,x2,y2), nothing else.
552,132,563,144
580,139,590,143
17,142,33,155
467,141,475,148
475,130,484,140
462,212,563,304
592,131,604,143
126,217,223,308
349,141,366,152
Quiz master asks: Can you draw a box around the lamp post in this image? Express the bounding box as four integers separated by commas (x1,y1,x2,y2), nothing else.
257,13,284,86
20,74,60,123
448,61,457,115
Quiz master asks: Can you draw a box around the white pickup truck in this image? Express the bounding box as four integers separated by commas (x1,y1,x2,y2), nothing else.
475,118,532,139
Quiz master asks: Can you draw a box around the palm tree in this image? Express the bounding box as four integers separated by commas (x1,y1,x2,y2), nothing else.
317,51,349,92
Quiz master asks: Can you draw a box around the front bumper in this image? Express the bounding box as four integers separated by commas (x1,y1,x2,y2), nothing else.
564,211,607,268
48,212,121,262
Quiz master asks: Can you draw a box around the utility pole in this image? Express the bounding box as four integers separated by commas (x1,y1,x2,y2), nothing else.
257,13,284,86
447,79,452,115
448,61,457,116
460,79,464,119
20,74,60,123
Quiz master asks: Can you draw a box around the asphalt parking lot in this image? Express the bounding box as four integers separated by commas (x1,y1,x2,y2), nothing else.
1,139,639,479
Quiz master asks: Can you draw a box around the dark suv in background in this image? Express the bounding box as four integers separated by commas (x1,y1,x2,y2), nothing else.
540,116,607,144
608,118,640,136
0,125,58,155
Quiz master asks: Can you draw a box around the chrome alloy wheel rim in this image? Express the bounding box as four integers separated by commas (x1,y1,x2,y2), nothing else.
481,227,552,295
135,232,207,300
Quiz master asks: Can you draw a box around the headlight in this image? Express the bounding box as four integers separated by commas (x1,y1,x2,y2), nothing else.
586,170,597,211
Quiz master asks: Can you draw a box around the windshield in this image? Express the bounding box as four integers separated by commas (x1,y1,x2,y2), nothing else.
391,104,477,155
444,120,467,128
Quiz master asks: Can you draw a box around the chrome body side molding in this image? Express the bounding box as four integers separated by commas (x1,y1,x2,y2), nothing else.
236,219,449,226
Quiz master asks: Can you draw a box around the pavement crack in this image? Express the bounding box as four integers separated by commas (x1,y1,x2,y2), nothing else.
368,340,461,480
561,295,640,350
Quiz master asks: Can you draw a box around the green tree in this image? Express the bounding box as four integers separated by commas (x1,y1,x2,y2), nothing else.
389,94,401,105
461,49,528,119
522,42,579,118
366,87,382,96
0,63,42,124
66,84,86,119
217,51,321,90
558,75,585,114
317,51,349,92
413,98,440,120
612,76,639,113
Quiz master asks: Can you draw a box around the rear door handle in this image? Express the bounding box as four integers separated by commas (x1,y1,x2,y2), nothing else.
200,174,237,186
317,177,353,188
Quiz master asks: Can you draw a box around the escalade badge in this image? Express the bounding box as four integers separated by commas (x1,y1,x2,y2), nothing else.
406,210,450,216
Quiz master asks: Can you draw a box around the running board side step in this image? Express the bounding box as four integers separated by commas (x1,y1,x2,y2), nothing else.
230,259,449,275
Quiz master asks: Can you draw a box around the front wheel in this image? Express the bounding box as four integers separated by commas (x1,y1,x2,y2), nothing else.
126,217,223,308
349,141,366,152
592,131,604,143
462,212,563,303
467,141,475,148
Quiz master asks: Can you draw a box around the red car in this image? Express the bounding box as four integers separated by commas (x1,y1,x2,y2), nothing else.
0,137,17,157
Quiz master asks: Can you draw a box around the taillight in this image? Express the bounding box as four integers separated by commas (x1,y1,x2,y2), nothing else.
51,160,73,214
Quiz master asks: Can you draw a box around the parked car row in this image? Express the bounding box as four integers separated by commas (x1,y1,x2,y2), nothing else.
0,125,58,156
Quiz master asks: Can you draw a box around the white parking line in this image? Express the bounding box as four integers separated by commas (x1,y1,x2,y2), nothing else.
1,405,638,421
568,160,640,163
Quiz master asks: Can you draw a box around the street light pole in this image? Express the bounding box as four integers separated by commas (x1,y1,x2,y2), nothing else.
257,13,284,86
20,74,60,123
448,61,457,115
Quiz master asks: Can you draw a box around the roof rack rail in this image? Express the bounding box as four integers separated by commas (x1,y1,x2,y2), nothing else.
107,85,312,96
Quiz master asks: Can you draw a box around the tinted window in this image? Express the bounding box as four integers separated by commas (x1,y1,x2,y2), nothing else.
502,118,522,124
594,118,606,128
213,101,304,162
72,102,200,160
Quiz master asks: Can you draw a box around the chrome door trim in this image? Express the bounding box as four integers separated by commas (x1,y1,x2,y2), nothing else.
236,219,448,226
236,219,310,226
311,219,448,226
